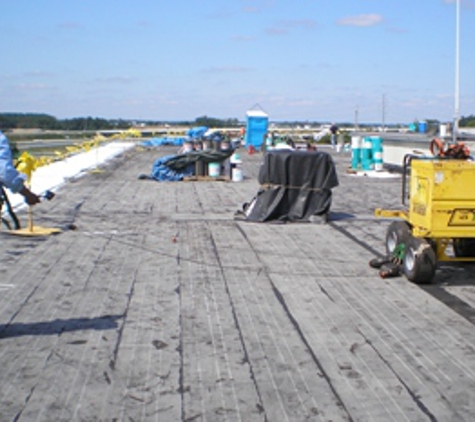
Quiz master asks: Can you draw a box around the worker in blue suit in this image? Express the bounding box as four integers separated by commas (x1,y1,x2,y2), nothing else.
0,130,40,205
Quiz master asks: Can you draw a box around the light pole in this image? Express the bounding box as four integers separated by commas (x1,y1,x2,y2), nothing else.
453,0,460,143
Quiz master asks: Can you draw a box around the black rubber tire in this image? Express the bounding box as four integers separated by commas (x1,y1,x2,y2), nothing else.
453,238,475,258
403,236,437,284
385,221,412,256
427,238,438,255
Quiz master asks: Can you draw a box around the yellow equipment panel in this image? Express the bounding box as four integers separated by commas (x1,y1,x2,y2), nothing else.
409,159,475,237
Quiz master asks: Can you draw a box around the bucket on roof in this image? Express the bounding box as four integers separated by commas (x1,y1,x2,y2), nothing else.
371,136,383,171
232,167,243,182
208,162,220,177
361,137,373,171
351,136,362,170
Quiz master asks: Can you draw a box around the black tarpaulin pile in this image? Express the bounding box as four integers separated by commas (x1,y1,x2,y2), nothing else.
140,149,234,182
240,150,339,222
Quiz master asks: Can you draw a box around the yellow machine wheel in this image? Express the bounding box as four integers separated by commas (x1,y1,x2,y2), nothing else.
403,236,437,284
386,221,412,256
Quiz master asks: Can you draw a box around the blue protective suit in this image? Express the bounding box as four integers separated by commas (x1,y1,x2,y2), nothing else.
0,131,26,193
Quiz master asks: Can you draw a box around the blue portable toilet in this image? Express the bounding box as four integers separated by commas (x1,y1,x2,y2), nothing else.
245,108,268,150
418,121,427,133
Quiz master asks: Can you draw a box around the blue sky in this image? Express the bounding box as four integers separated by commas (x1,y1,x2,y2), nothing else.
1,0,474,123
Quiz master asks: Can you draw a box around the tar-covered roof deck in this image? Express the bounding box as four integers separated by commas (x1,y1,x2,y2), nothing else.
1,146,475,421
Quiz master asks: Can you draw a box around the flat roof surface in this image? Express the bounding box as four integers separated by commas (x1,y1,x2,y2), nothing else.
1,145,475,421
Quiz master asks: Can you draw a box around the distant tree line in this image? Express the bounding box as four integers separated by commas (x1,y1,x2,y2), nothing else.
0,113,243,131
2,112,474,131
168,116,242,128
195,116,240,127
0,113,133,131
460,115,475,127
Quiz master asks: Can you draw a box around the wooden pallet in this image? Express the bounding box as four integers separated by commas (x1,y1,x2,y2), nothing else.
183,175,230,182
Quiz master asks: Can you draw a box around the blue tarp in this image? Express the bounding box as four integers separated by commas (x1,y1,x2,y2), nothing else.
141,137,185,147
187,126,208,139
147,155,195,181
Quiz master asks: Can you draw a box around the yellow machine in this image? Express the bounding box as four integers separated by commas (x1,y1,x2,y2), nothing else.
375,156,475,284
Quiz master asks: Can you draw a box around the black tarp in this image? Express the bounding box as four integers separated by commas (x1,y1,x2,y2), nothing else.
164,149,234,171
140,149,235,182
242,150,339,222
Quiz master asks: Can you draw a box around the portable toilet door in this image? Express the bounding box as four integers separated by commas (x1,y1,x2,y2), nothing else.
245,108,268,150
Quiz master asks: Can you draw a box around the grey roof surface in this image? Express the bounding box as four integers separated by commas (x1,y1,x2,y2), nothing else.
1,146,475,421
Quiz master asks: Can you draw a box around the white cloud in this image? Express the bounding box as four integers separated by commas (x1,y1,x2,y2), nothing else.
56,21,83,30
15,83,53,91
279,19,317,30
266,19,317,36
93,76,135,85
240,0,275,13
337,14,383,27
201,66,253,74
266,27,288,35
23,70,55,78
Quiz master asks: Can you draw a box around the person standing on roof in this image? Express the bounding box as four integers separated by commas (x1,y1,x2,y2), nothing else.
330,124,339,149
0,130,40,205
265,132,274,151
